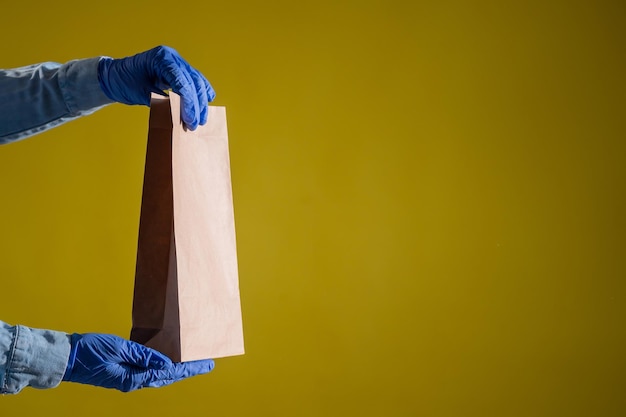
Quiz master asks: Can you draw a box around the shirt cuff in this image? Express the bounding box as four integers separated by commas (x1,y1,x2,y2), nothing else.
1,324,70,394
58,57,114,115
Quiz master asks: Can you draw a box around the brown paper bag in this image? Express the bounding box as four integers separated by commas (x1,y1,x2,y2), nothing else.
130,92,244,362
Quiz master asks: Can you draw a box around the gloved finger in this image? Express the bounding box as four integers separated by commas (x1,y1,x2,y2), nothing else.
144,359,215,388
202,73,216,103
157,59,201,130
189,69,209,126
181,90,201,130
176,67,202,130
120,340,172,370
174,71,201,130
196,71,216,123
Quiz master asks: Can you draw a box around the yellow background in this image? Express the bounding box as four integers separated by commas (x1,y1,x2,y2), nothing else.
1,0,625,415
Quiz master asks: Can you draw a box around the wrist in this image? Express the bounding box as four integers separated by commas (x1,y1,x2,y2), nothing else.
62,333,80,381
97,57,116,103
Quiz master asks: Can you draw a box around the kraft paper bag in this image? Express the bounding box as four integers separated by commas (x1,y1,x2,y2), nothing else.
130,92,244,362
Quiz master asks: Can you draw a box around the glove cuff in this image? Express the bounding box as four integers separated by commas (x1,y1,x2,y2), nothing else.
97,57,117,103
62,333,81,381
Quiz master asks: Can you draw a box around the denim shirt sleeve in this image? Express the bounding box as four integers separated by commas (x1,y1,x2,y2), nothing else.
0,320,70,394
0,57,114,145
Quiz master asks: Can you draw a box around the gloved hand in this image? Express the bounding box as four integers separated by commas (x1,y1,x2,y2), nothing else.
62,333,215,392
97,45,215,130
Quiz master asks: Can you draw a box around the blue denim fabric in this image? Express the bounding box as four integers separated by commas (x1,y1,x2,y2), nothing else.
0,57,113,144
0,320,71,394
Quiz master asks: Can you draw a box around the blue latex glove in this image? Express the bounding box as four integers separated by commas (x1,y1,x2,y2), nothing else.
62,333,215,392
97,45,215,130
